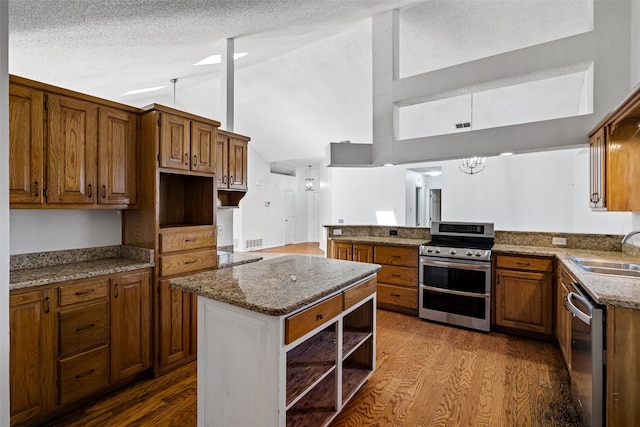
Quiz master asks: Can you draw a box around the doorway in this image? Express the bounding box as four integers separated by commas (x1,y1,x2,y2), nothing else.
284,190,295,245
429,189,442,225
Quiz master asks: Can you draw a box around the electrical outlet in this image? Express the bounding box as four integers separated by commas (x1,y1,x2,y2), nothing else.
338,218,344,224
389,230,398,236
217,225,223,236
333,229,343,236
552,237,567,246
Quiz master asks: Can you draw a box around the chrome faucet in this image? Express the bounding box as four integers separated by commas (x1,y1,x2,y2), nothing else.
621,229,640,244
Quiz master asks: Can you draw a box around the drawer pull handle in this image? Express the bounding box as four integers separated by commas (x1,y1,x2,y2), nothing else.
185,153,189,166
184,260,197,265
75,289,95,296
114,284,119,298
517,262,530,266
390,293,401,297
392,255,400,258
316,314,324,320
34,181,39,197
193,154,197,167
75,369,95,380
391,274,401,278
76,323,95,332
185,238,197,242
45,296,51,314
87,184,92,198
102,185,106,199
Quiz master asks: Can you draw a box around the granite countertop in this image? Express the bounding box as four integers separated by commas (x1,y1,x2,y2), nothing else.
10,245,155,291
494,244,640,309
328,236,426,247
217,251,263,269
170,254,382,316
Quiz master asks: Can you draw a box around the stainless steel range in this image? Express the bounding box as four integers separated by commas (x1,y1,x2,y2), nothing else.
419,221,494,332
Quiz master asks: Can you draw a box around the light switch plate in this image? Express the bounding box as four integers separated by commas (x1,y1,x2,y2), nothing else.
552,237,567,246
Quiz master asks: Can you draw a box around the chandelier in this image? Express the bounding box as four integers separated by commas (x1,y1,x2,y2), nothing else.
305,165,314,191
459,156,485,175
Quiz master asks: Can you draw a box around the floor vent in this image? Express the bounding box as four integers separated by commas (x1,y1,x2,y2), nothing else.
245,239,263,249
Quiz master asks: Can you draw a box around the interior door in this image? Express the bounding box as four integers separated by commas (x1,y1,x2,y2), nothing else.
284,190,295,245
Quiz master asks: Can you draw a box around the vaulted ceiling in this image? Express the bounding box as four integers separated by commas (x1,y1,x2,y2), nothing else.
8,0,592,167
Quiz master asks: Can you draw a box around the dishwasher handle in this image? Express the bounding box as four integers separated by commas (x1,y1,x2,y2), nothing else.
567,291,592,325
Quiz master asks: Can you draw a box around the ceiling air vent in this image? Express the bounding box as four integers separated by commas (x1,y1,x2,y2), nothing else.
455,122,471,129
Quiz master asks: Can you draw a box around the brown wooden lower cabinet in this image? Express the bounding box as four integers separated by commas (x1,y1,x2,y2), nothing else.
9,288,56,425
493,254,554,337
9,268,152,426
376,284,418,311
157,280,198,373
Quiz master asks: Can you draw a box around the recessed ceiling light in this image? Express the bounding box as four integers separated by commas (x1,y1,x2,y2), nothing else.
426,171,442,176
383,163,395,167
122,85,166,96
500,152,514,156
193,53,248,66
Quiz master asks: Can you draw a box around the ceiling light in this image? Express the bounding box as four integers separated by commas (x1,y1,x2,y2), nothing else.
425,171,442,177
459,156,486,175
193,53,248,66
500,152,514,156
383,163,395,167
121,85,166,96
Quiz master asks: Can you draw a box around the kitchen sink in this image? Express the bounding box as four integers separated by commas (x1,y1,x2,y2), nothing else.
569,257,640,278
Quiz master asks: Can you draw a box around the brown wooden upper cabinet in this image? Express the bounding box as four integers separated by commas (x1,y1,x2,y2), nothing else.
216,129,249,191
589,85,640,211
159,112,216,174
9,76,139,209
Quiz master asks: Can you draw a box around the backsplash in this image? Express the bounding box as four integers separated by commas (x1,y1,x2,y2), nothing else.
10,245,154,271
323,225,624,251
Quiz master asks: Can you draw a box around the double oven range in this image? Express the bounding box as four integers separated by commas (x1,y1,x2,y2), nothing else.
419,221,495,332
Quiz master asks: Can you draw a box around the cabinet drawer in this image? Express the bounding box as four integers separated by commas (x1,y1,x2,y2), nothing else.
59,301,108,357
377,284,418,309
58,279,108,306
159,249,217,277
59,345,109,405
495,255,553,272
374,245,418,267
343,277,377,310
159,226,216,253
285,295,342,344
377,265,418,288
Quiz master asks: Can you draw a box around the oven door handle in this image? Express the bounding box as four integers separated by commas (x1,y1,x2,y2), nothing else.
422,285,489,299
567,291,592,325
421,258,490,270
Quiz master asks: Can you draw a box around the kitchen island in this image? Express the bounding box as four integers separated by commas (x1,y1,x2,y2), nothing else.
170,255,381,427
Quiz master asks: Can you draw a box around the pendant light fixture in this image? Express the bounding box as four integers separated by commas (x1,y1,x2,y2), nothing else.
305,165,314,191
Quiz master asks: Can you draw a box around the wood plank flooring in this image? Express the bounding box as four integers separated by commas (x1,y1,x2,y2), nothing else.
51,309,582,427
252,242,325,256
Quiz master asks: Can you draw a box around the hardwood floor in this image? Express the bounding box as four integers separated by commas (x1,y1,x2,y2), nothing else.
251,242,325,256
51,310,581,427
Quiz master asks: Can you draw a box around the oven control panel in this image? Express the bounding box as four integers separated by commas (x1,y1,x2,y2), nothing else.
419,246,491,262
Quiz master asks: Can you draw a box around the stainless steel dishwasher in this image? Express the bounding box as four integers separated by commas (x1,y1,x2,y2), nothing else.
567,283,605,427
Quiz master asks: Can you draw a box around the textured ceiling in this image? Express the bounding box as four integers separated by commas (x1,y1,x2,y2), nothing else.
8,0,590,166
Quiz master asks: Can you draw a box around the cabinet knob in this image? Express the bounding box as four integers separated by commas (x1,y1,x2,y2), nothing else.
316,313,324,320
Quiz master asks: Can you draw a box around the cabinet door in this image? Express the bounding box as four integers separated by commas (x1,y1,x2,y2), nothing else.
9,84,45,205
111,271,151,382
159,113,190,171
332,242,352,260
353,244,373,263
556,280,570,367
191,121,216,174
495,269,553,334
10,289,56,425
228,137,248,190
157,280,195,372
98,107,138,205
47,94,98,204
216,134,229,188
589,127,606,209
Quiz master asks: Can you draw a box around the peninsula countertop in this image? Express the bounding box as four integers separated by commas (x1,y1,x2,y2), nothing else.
170,254,382,316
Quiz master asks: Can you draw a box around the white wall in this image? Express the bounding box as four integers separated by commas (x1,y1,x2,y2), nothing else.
237,147,316,250
9,210,122,255
326,148,632,234
216,209,233,248
1,2,10,424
